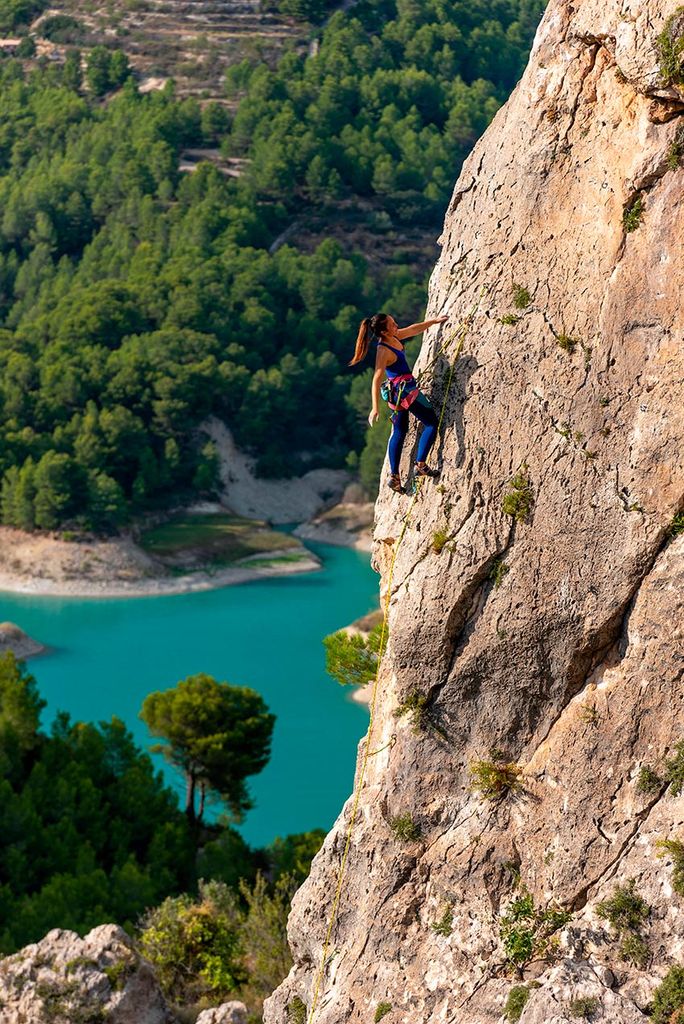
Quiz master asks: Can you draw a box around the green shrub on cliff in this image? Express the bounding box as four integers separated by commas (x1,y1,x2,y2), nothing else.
650,965,684,1024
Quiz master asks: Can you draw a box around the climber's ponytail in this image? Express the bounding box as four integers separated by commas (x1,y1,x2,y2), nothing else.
349,313,390,365
349,318,372,366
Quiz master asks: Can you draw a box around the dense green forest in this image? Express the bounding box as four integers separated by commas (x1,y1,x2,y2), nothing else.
0,0,543,530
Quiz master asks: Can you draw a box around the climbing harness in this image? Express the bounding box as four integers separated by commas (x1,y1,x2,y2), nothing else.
306,293,483,1024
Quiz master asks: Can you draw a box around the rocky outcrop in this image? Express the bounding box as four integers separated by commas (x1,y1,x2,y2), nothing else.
0,924,173,1024
0,622,45,658
265,0,684,1021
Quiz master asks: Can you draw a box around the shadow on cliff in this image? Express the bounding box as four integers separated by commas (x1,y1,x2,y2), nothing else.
414,353,479,471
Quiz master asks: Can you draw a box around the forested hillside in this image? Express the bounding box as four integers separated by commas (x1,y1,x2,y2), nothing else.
0,0,543,530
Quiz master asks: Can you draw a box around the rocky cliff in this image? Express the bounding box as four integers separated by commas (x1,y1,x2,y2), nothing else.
264,0,684,1021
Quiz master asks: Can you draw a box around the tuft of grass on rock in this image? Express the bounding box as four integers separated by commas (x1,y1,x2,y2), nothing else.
636,764,662,796
389,813,422,842
557,333,578,353
431,906,453,937
502,467,534,523
499,313,521,326
375,1002,392,1022
504,984,531,1022
431,528,450,554
623,194,644,232
569,995,600,1019
470,759,523,800
512,283,532,309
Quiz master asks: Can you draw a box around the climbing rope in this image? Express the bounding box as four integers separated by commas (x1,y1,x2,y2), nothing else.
306,296,482,1024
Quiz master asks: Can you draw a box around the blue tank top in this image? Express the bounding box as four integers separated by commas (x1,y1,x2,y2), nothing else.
377,340,413,379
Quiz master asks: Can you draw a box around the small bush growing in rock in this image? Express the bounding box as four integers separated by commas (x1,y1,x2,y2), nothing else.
512,283,532,309
596,879,649,933
502,468,533,523
389,813,422,842
470,759,523,800
665,739,684,795
504,984,530,1021
650,964,684,1024
596,879,650,967
656,7,684,85
557,333,578,353
656,837,684,896
636,764,662,795
623,194,644,232
394,689,429,733
375,1003,392,1022
500,889,571,969
287,995,307,1023
499,313,521,325
569,995,600,1019
431,528,450,554
431,906,453,937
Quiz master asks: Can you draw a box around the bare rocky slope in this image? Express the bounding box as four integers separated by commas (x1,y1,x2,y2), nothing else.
264,1,684,1022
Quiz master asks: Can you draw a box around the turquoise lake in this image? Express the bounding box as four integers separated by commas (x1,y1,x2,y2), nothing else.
0,542,378,848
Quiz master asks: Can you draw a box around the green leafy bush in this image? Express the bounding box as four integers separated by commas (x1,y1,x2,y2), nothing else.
500,889,571,969
650,964,684,1024
431,906,453,937
470,758,523,800
596,879,650,967
636,764,662,796
665,740,684,795
623,194,644,232
656,837,684,896
656,7,684,85
139,880,246,1003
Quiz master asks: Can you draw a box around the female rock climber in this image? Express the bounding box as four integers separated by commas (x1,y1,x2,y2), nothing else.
349,312,448,493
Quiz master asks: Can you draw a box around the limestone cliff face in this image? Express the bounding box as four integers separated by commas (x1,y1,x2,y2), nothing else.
265,0,684,1022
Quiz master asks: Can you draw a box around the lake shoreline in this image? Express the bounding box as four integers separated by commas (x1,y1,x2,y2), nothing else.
0,523,323,600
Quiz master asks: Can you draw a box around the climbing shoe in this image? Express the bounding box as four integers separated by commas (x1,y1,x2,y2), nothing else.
387,473,404,494
414,463,440,479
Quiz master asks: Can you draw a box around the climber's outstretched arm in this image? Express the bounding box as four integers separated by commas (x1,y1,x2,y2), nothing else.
396,316,447,340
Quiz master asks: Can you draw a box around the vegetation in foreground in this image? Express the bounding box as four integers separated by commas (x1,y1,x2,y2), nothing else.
0,651,324,1020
